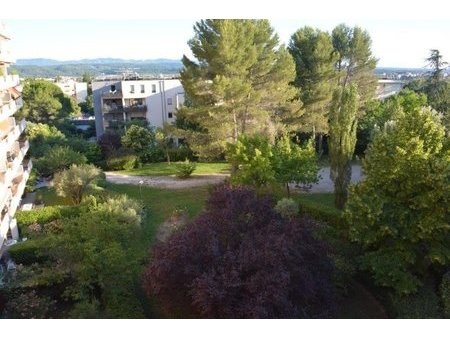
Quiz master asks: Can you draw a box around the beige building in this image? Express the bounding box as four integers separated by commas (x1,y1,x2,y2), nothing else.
0,23,30,251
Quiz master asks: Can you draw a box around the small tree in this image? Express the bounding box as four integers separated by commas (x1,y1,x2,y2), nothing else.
345,107,450,294
143,185,336,318
272,135,319,196
155,123,174,164
53,164,102,204
227,135,275,187
121,125,154,154
329,85,359,209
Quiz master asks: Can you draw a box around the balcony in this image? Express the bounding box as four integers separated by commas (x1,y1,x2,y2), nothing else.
0,98,20,120
102,90,123,99
0,214,12,246
0,74,20,91
0,48,14,64
123,105,147,113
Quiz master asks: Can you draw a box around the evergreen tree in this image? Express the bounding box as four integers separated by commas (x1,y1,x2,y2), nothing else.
19,79,80,125
426,49,448,82
329,85,359,209
288,27,337,150
179,19,300,160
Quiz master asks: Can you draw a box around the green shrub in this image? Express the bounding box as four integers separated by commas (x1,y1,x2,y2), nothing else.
274,198,299,219
168,146,195,162
16,206,80,238
106,149,139,170
440,271,450,318
8,240,47,265
139,147,165,163
175,159,196,178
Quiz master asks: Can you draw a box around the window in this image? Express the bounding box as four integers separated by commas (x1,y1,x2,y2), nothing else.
110,85,116,92
140,85,145,93
168,112,173,118
167,98,173,105
130,85,135,93
151,84,156,93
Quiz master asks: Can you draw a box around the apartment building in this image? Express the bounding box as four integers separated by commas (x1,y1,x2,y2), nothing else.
0,24,31,251
92,76,184,138
55,77,88,103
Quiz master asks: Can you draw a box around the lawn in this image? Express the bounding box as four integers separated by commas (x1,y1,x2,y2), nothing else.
35,183,210,245
116,162,231,176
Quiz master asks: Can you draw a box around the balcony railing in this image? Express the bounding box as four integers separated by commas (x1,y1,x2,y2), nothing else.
123,105,147,113
0,75,19,91
102,105,124,114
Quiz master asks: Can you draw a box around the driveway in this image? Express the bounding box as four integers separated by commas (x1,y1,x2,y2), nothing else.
105,165,363,192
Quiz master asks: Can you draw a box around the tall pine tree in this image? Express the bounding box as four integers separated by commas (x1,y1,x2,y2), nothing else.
288,27,337,147
178,19,300,160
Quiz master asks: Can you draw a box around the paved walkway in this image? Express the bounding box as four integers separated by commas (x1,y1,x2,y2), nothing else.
106,165,363,192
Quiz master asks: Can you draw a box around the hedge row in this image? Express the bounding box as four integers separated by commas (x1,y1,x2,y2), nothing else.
8,239,47,265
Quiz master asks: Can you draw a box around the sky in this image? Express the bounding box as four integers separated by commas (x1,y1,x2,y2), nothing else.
2,0,450,68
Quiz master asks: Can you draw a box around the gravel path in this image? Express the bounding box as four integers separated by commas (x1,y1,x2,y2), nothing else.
105,172,229,189
301,165,363,193
105,165,363,192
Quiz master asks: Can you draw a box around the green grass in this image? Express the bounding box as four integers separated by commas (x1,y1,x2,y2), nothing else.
36,187,71,206
292,192,336,209
106,183,210,244
116,162,231,176
35,184,210,245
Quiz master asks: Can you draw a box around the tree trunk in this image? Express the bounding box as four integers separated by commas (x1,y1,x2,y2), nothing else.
317,133,324,158
286,182,290,197
334,160,352,209
166,149,171,165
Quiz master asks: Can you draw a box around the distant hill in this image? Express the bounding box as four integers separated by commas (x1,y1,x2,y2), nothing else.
11,58,433,79
16,58,183,66
12,58,183,78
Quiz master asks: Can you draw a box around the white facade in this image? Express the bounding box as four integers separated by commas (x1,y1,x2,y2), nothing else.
93,77,184,137
0,23,30,253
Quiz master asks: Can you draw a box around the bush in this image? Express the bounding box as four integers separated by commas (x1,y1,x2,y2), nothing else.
167,145,195,162
105,149,139,171
3,290,56,319
143,185,336,318
8,240,47,265
274,198,299,219
175,159,196,178
139,147,165,163
16,206,80,238
34,146,87,176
